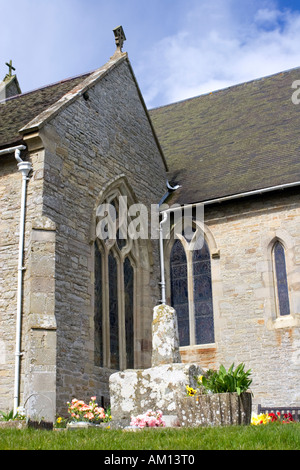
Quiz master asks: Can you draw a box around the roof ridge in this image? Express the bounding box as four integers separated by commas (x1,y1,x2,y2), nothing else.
20,53,128,135
150,64,300,111
0,70,93,104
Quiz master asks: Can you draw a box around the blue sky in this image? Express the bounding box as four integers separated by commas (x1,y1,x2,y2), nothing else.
1,0,300,108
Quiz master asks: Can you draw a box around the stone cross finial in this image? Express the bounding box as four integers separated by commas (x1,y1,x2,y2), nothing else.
113,26,126,52
5,60,15,78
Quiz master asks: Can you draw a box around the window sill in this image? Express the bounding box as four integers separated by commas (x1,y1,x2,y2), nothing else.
267,314,300,330
180,343,216,352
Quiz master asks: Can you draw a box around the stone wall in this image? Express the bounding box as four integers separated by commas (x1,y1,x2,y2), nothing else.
0,155,22,411
171,191,300,409
0,148,45,413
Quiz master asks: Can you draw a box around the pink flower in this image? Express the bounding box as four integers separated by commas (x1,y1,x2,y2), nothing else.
147,417,157,427
91,396,96,401
130,410,166,428
81,404,92,411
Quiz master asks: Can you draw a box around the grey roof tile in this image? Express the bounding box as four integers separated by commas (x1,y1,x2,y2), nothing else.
150,67,300,204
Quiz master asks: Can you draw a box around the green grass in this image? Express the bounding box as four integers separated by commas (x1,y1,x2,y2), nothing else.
0,424,299,450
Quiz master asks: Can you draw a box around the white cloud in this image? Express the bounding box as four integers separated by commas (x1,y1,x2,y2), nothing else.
1,0,300,109
137,0,300,108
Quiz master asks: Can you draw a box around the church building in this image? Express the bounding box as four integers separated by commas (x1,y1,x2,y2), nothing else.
0,27,299,422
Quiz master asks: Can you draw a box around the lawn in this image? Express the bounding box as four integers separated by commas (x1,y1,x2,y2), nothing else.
0,423,299,451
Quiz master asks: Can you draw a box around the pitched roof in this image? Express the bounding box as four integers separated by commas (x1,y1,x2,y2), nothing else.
149,67,300,205
0,52,133,150
0,72,91,149
0,52,167,169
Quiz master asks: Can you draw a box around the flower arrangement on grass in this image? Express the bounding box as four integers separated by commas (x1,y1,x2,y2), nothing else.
251,411,294,425
67,396,111,424
130,410,166,428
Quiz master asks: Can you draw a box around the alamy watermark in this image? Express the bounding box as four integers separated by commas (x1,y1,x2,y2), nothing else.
96,197,205,250
291,80,300,104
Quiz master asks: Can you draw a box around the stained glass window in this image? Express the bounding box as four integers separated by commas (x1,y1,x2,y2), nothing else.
124,257,134,368
193,242,214,344
94,243,103,367
170,239,189,346
273,241,290,317
109,252,119,369
95,182,138,371
170,235,215,347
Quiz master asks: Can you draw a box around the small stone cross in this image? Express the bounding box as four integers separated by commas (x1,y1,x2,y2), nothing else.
5,60,15,78
113,26,126,52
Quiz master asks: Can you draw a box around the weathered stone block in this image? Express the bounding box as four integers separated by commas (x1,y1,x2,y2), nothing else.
109,363,203,421
176,392,252,427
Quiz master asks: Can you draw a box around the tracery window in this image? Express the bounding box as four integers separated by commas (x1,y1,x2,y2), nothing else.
94,188,137,370
273,241,290,317
170,230,215,347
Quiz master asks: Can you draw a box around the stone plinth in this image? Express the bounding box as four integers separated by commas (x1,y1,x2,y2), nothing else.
109,304,204,426
109,363,203,423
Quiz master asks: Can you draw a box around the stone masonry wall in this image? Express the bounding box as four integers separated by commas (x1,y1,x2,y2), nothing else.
0,156,22,411
177,191,300,409
0,149,45,413
38,59,167,416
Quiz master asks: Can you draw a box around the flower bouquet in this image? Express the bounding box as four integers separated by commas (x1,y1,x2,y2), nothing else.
67,396,107,424
130,410,166,428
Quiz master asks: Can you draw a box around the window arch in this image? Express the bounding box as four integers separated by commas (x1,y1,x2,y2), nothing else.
169,224,215,347
94,178,139,370
273,241,290,317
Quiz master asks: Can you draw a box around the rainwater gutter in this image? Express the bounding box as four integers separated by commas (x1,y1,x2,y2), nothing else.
0,144,32,415
160,180,300,215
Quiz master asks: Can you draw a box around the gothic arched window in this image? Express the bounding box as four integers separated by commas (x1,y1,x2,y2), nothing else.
94,184,138,370
170,233,215,347
273,241,290,317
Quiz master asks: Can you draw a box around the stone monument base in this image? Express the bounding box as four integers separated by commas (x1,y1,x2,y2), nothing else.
109,362,203,426
109,305,204,428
